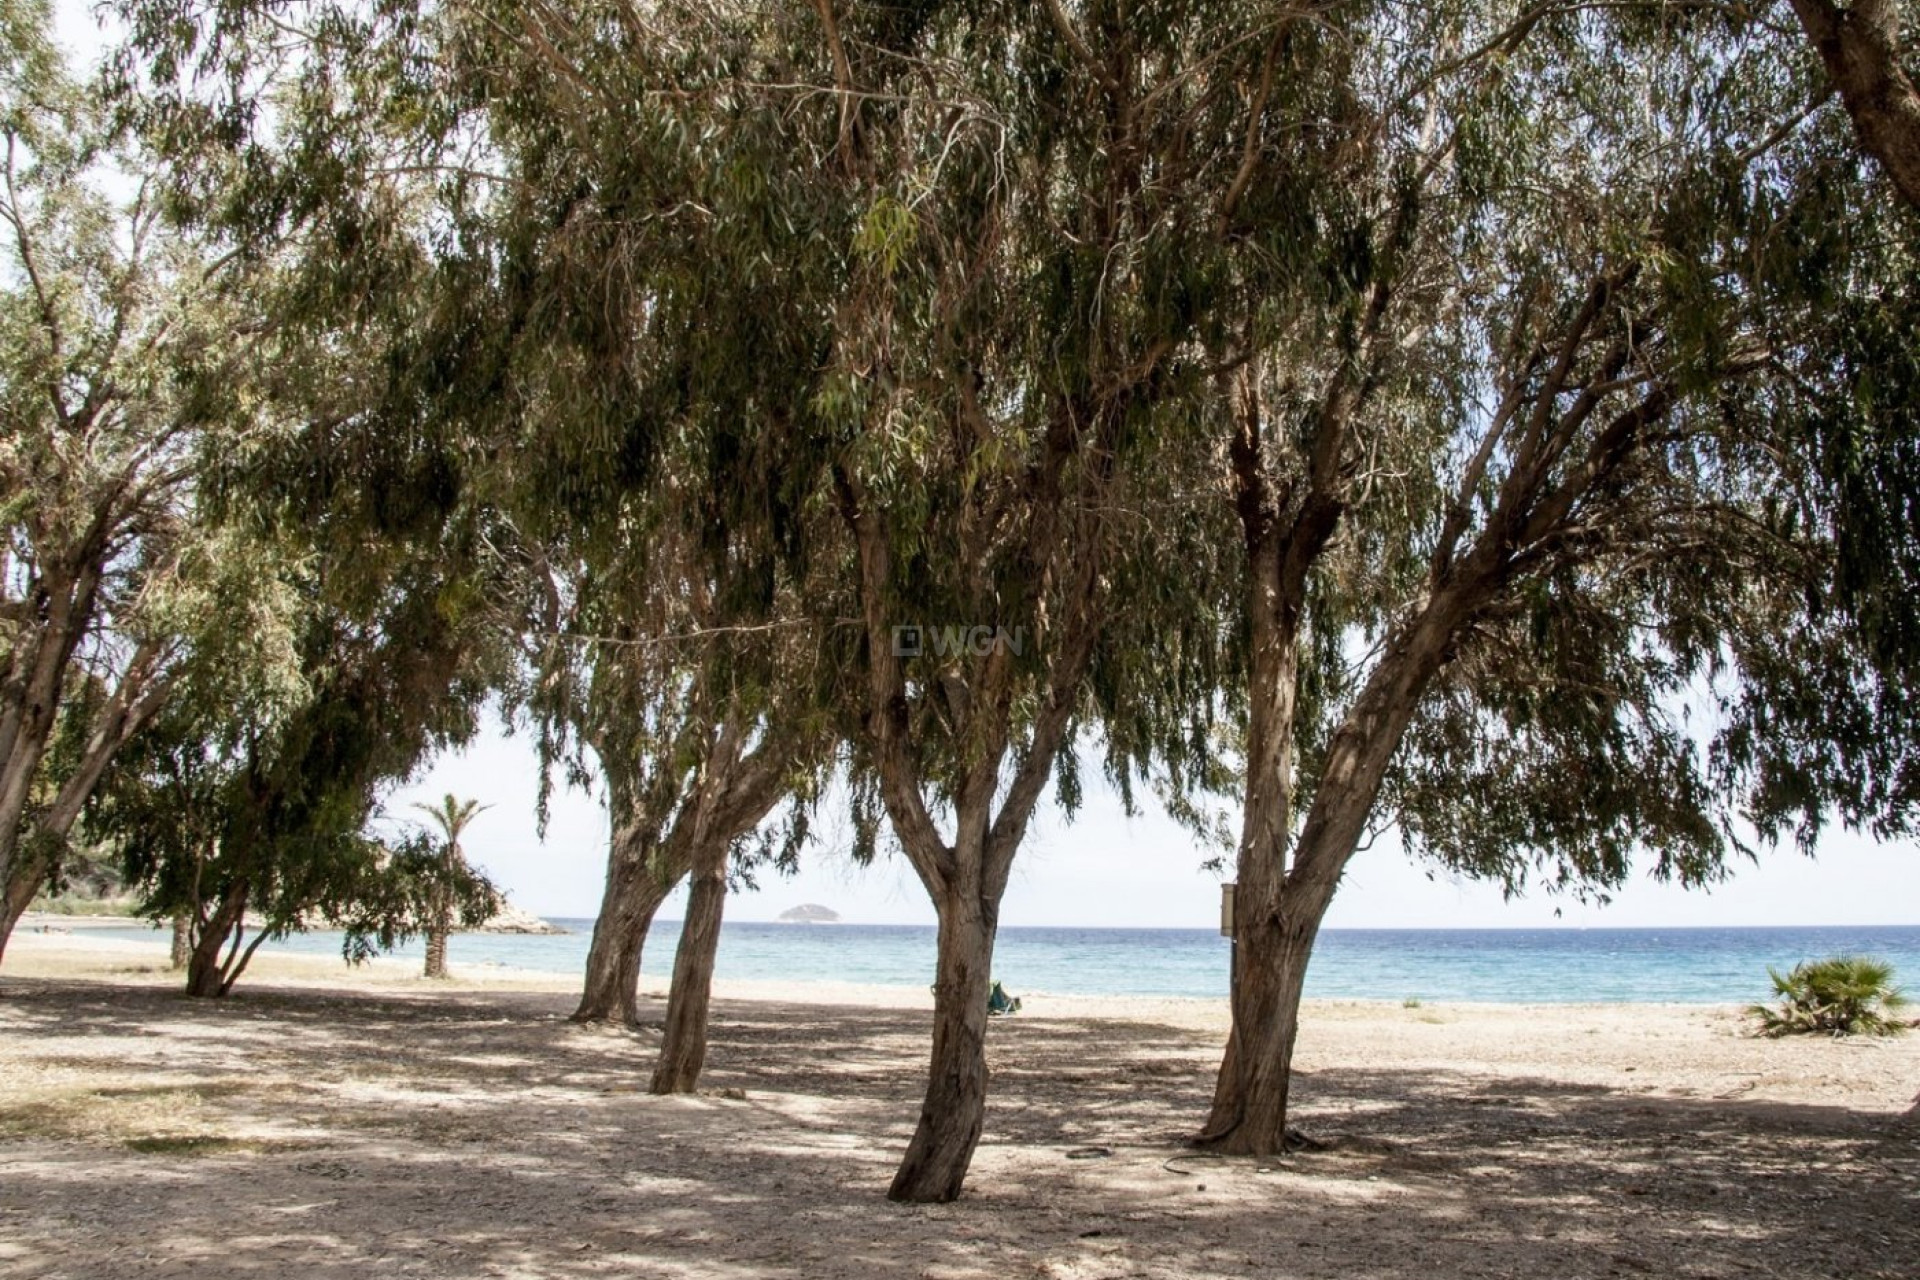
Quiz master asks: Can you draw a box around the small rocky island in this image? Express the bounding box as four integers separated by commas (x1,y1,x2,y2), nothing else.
777,903,840,924
471,901,570,934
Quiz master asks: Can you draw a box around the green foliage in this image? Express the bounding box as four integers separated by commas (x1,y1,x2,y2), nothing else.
412,793,487,851
91,0,1920,971
337,829,499,965
0,0,296,917
1749,956,1911,1038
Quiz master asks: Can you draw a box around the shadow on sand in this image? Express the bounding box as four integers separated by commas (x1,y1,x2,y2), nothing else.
1,977,1914,1279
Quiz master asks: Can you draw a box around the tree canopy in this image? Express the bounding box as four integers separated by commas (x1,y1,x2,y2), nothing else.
2,0,1914,1202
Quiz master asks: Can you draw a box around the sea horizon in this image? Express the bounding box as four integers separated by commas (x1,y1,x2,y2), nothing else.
55,916,1920,1005
631,918,1920,932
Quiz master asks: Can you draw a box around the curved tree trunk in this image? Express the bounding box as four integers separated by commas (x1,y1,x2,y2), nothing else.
0,857,41,965
650,837,728,1094
575,817,690,1025
0,873,50,972
423,922,450,979
0,571,153,922
888,892,996,1203
1202,566,1468,1151
1201,882,1332,1153
1198,488,1323,1154
169,911,192,970
185,881,249,999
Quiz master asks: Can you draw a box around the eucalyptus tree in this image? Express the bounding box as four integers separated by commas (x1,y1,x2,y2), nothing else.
92,0,540,995
509,533,834,1035
105,0,1920,1203
490,285,837,1080
496,0,1375,1197
429,4,856,1038
104,0,841,1037
97,509,499,997
1080,2,1920,1156
0,1,259,956
780,2,1295,1201
354,0,1228,1192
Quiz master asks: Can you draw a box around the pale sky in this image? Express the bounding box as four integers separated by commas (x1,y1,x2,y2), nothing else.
387,724,1919,929
52,3,1916,932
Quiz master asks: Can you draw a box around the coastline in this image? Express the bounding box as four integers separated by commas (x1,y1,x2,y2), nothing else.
4,931,1916,1280
1,919,1773,1016
20,910,1920,1012
8,925,1917,1072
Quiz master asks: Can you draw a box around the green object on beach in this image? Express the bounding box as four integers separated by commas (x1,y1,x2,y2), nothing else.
1749,956,1909,1037
988,981,1022,1016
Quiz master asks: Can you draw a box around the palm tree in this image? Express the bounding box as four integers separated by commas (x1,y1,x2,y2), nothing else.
1750,957,1910,1037
411,794,488,979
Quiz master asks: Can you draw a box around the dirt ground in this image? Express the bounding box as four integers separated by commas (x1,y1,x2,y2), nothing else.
1,939,1915,1280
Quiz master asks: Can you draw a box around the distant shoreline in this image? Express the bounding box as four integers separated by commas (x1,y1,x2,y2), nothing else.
1,928,1763,1015
13,914,1920,1007
614,918,1920,933
25,911,1920,933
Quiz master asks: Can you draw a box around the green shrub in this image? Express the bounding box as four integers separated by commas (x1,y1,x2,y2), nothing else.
1749,956,1910,1038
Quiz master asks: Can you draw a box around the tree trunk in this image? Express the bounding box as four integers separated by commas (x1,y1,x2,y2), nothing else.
423,922,450,979
0,604,162,967
1789,0,1920,211
1197,486,1322,1153
650,837,728,1094
575,829,685,1026
888,893,996,1203
0,857,41,966
1202,880,1333,1153
169,912,192,970
185,881,248,998
0,569,102,906
1202,573,1469,1152
0,739,52,924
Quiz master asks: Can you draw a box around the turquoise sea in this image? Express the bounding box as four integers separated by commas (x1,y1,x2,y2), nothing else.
67,919,1920,1004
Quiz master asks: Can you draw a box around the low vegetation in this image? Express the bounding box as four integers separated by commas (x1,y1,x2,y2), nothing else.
1750,957,1911,1038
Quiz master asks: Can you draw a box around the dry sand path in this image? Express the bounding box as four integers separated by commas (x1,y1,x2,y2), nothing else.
1,935,1915,1279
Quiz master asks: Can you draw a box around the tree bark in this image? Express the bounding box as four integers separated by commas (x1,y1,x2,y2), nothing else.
1200,263,1673,1155
888,888,996,1203
0,632,170,969
0,857,40,965
648,714,786,1091
185,880,248,998
574,825,688,1026
1202,879,1335,1151
1789,0,1920,211
1203,599,1464,1151
423,922,449,979
837,460,1095,1202
650,835,728,1094
169,911,192,970
0,565,103,905
1196,597,1333,1152
1199,353,1349,1153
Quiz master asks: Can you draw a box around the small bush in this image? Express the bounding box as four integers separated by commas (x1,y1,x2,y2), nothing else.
1749,956,1910,1038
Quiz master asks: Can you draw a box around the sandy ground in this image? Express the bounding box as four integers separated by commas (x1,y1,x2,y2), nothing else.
1,931,1916,1280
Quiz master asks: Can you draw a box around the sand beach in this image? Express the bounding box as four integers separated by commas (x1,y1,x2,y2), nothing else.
1,927,1915,1279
